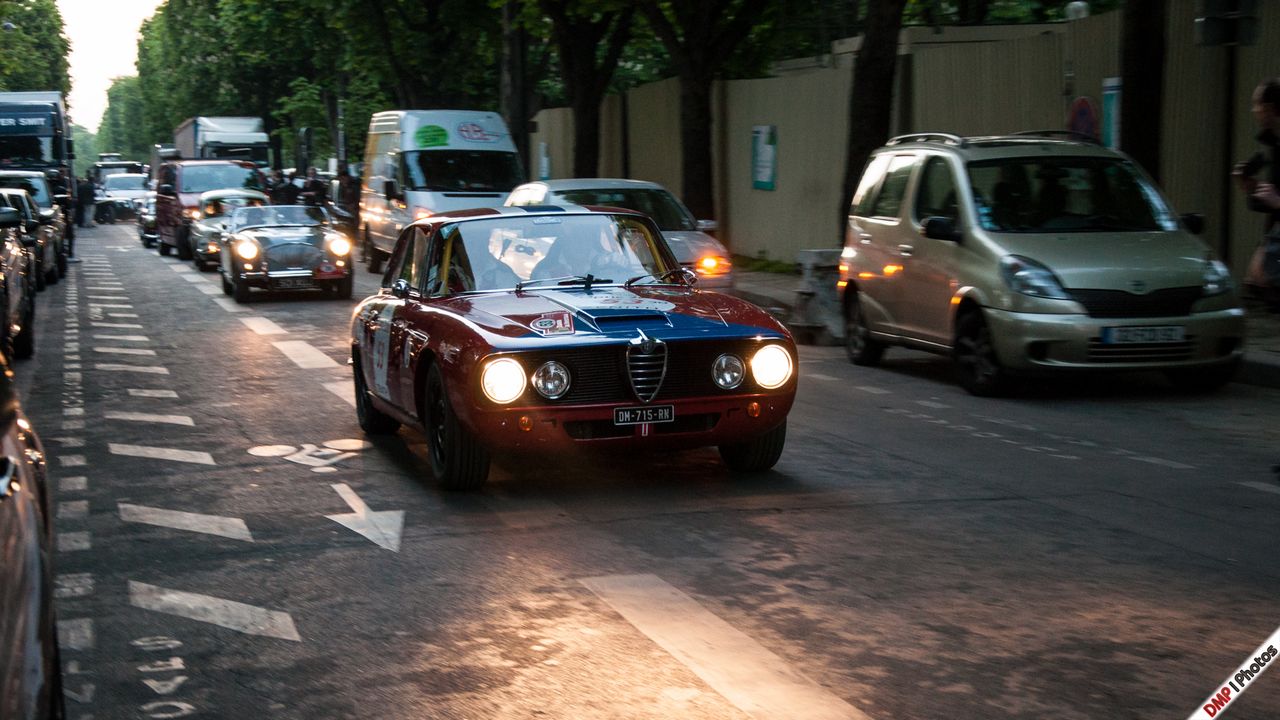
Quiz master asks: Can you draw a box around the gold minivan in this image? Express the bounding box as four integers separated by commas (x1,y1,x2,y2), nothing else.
838,133,1245,395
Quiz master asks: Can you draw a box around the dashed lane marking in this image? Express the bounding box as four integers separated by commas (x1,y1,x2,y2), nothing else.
240,317,288,336
58,619,95,650
180,274,207,284
324,381,356,408
94,346,158,356
128,389,179,399
915,400,950,409
58,500,88,519
104,411,195,427
128,581,301,641
87,295,130,301
53,437,85,448
96,364,169,375
212,298,250,313
93,334,150,342
119,503,254,542
92,321,144,329
272,341,341,369
856,386,891,395
108,312,140,318
806,373,837,381
58,532,91,552
88,303,133,309
108,444,215,466
581,574,870,720
1238,481,1280,496
61,476,87,492
196,285,222,295
59,455,86,467
169,265,193,273
1128,456,1195,470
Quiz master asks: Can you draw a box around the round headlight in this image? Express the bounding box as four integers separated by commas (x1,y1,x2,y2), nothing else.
712,353,745,389
481,357,526,404
235,240,259,260
750,344,793,390
328,235,352,256
532,361,571,399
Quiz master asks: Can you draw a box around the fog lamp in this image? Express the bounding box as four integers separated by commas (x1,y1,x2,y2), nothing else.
518,416,533,432
747,401,761,418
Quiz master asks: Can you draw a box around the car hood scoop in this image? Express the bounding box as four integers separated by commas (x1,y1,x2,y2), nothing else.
457,286,733,338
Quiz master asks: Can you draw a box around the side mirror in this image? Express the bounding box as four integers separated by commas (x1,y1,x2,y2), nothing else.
1181,213,1205,235
681,268,699,286
0,208,18,229
695,219,718,233
391,278,412,299
158,184,176,197
923,216,962,242
383,180,401,202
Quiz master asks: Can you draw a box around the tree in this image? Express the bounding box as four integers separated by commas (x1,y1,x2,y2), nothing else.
1120,0,1166,181
839,0,910,241
638,0,774,220
98,76,150,161
0,0,71,95
70,123,96,177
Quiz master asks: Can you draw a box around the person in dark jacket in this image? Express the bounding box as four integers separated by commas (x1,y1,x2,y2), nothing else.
76,176,94,228
272,172,300,205
1238,79,1280,310
302,167,327,206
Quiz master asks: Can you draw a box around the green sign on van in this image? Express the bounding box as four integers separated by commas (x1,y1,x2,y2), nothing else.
415,125,449,148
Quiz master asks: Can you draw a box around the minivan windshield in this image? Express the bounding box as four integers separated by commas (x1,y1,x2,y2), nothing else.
181,165,263,194
551,188,696,231
968,157,1178,233
404,150,522,192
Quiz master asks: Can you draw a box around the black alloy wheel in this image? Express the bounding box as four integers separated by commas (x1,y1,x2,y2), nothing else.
364,228,382,274
954,310,1006,396
844,292,885,366
33,254,46,292
220,268,232,296
231,271,251,303
353,355,399,435
56,247,66,278
422,363,490,490
334,274,353,300
719,420,787,472
44,250,58,286
12,285,34,359
158,240,171,257
176,227,193,260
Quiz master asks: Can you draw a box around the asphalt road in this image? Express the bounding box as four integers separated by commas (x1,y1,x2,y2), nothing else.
14,222,1280,720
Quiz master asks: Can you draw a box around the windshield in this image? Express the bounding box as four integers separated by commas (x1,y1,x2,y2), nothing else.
423,214,671,294
202,195,265,219
550,188,695,231
230,204,328,230
180,165,263,194
968,156,1178,233
404,150,522,192
104,174,148,191
0,136,54,165
0,176,50,206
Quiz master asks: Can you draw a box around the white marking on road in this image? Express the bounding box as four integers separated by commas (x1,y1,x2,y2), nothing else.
61,476,87,492
58,619,95,650
180,274,207,283
169,265,192,273
93,321,144,328
119,503,254,542
129,389,180,398
108,444,215,466
64,371,82,382
94,334,150,342
916,400,950,409
55,573,94,598
128,581,301,641
324,381,356,408
272,341,340,369
59,532,91,552
105,411,195,427
1129,456,1194,470
60,455,86,467
806,373,837,381
109,312,140,317
54,437,85,448
64,407,84,416
87,295,130,301
856,385,891,395
212,297,250,313
58,500,88,519
95,346,157,356
1239,481,1280,496
96,363,170,375
325,483,404,552
196,285,221,295
62,420,85,430
240,317,288,335
88,303,133,308
581,574,870,720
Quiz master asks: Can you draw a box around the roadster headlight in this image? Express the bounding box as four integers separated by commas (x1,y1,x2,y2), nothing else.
1202,258,1232,297
327,234,352,256
999,255,1070,300
712,353,745,389
481,357,526,404
235,240,259,260
532,361,571,399
750,344,792,390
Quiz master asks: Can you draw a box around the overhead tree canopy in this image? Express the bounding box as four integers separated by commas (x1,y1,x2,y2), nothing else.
0,0,71,96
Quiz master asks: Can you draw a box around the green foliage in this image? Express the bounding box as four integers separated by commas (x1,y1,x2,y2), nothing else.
70,123,96,177
97,76,150,161
0,0,71,95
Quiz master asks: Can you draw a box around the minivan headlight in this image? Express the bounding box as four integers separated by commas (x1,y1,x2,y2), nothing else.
481,357,526,404
1202,259,1232,296
1000,255,1071,300
750,345,793,390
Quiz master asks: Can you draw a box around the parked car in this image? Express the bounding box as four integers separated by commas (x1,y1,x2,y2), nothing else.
94,172,149,224
349,206,796,490
0,170,66,282
0,347,63,720
218,204,353,302
155,159,264,259
137,194,158,248
838,132,1245,395
185,188,268,270
0,208,36,359
0,187,60,292
505,179,733,290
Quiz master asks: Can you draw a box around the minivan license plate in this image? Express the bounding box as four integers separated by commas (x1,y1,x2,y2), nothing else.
614,405,675,425
1101,326,1185,344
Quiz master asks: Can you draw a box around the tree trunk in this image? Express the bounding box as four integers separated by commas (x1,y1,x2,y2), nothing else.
680,73,715,221
500,1,529,178
839,0,909,243
1120,0,1166,181
571,93,601,178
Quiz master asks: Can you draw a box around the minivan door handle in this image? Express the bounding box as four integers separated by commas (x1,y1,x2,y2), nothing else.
898,244,915,257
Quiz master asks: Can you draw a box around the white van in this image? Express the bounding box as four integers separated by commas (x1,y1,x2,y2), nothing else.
360,110,523,272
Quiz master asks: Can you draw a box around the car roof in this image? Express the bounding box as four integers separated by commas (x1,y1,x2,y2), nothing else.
198,188,268,201
105,173,148,179
414,203,647,229
516,178,666,193
878,132,1125,162
0,170,44,179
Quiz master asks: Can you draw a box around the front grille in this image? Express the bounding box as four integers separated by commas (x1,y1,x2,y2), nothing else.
1067,287,1201,318
627,339,667,402
265,243,322,271
1086,338,1196,363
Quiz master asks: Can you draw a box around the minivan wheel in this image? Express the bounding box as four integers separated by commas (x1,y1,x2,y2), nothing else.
954,310,1006,396
844,293,884,366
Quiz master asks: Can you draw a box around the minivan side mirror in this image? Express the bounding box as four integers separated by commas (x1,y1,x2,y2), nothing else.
923,216,962,242
0,208,18,229
383,180,401,202
158,184,176,197
1181,213,1205,235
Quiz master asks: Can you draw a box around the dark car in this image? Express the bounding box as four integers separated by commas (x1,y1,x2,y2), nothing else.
0,171,66,285
0,208,36,359
94,172,149,224
0,349,63,720
349,206,797,490
186,189,269,270
154,160,264,260
0,188,59,294
137,194,158,248
218,204,354,302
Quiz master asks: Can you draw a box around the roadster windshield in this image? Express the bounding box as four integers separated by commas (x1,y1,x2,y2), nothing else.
426,214,672,295
968,157,1178,233
229,204,327,231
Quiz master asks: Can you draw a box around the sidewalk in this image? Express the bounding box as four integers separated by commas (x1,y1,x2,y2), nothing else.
730,270,1280,390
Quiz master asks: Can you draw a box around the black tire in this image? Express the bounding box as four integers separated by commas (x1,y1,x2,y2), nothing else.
45,252,58,285
220,269,232,296
56,248,66,278
334,274,353,300
365,229,383,274
354,355,399,434
232,271,250,303
33,256,46,292
12,290,34,360
176,227,193,260
719,420,787,472
954,310,1007,396
422,363,490,490
158,240,172,257
844,291,884,366
1165,359,1240,393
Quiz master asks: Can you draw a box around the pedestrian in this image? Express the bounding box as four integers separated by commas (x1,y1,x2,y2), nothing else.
336,166,360,215
272,171,299,205
302,167,326,206
76,175,94,229
1239,78,1280,311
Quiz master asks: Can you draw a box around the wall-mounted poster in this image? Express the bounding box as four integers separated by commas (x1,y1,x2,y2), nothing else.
752,125,777,191
1102,77,1122,150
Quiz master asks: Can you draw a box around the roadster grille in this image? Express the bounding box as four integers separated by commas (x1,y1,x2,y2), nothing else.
265,243,322,271
1066,287,1201,318
627,340,667,402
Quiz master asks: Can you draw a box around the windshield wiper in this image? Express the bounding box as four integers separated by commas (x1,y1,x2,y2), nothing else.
625,269,691,287
516,274,606,292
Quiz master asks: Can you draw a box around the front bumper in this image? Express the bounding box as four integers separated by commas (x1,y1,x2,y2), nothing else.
239,266,351,290
984,306,1245,372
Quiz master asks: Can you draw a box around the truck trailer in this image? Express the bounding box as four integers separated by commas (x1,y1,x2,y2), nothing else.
0,91,76,239
174,116,270,167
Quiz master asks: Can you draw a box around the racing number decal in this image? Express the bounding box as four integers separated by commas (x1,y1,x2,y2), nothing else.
531,310,574,336
371,304,397,398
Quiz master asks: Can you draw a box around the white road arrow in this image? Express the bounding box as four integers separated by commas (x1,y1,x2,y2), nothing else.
325,483,404,552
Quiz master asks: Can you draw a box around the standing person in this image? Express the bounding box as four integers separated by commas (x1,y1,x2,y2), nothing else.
336,166,360,216
76,175,94,229
1238,78,1280,311
277,172,300,205
302,167,327,206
